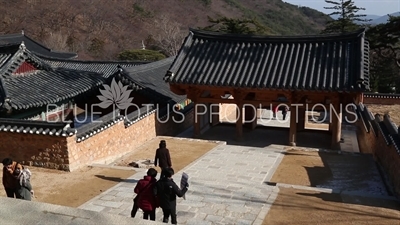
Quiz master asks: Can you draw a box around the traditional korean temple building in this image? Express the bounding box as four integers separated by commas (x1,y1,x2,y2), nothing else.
164,28,370,149
0,31,77,59
0,43,105,122
114,57,193,132
0,40,191,171
115,57,191,113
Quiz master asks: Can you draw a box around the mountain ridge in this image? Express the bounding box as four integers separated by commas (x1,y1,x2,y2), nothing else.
371,12,400,24
0,0,331,60
330,11,400,24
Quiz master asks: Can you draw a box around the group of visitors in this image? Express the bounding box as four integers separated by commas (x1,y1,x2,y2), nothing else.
1,140,186,224
132,140,188,224
2,157,34,201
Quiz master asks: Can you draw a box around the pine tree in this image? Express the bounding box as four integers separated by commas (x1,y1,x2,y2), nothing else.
322,0,370,34
367,16,400,93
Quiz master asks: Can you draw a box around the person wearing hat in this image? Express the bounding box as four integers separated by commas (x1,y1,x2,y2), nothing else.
154,140,172,170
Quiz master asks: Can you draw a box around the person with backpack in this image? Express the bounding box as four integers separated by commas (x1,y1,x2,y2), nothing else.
133,168,158,221
155,167,188,224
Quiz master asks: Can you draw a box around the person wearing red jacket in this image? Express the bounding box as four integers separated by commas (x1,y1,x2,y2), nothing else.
272,105,279,119
134,168,158,221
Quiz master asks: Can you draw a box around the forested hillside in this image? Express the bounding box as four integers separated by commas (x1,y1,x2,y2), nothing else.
0,0,330,60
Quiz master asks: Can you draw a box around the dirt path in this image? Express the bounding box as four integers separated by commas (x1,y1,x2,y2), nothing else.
270,150,331,186
0,166,135,207
114,136,219,173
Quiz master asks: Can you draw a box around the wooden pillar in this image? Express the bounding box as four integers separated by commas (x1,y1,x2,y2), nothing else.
211,104,220,126
244,105,257,130
296,108,306,131
193,102,201,137
289,105,297,146
236,103,244,141
331,102,342,150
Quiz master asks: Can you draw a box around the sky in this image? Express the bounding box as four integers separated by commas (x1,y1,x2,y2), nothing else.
283,0,400,16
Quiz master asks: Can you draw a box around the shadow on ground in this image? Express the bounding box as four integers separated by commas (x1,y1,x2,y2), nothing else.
95,175,139,184
198,123,331,149
267,148,399,214
264,187,400,224
296,191,400,211
312,151,390,196
270,150,391,196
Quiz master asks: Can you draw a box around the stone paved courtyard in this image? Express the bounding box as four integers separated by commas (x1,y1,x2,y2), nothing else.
79,142,285,225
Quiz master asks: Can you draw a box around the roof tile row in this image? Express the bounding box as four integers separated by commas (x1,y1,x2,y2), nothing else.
0,118,75,136
165,29,370,92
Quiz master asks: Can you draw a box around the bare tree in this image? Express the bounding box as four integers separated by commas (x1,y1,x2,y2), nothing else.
148,14,187,56
43,31,69,52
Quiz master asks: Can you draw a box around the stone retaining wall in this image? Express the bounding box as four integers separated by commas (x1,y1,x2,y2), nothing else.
67,113,156,171
356,104,400,197
0,107,194,172
0,133,69,170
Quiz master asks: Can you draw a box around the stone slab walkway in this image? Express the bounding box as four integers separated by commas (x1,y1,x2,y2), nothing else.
79,142,285,225
340,125,360,153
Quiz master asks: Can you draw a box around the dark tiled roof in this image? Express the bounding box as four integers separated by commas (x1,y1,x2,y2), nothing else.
39,55,149,78
377,121,391,145
0,43,52,78
125,105,157,127
0,32,77,59
165,28,370,92
76,105,158,140
356,103,370,132
383,114,398,135
4,69,105,110
76,110,124,142
389,134,400,154
118,57,187,104
0,118,76,136
0,43,106,110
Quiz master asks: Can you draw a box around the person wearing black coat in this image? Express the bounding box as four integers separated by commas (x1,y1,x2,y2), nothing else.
154,140,172,170
282,106,289,120
154,167,188,224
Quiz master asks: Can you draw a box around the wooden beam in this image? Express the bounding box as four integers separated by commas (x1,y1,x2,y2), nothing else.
330,100,342,150
289,104,297,146
211,104,220,126
236,103,243,141
169,84,186,95
193,102,201,137
244,105,257,130
187,87,202,101
197,97,285,106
